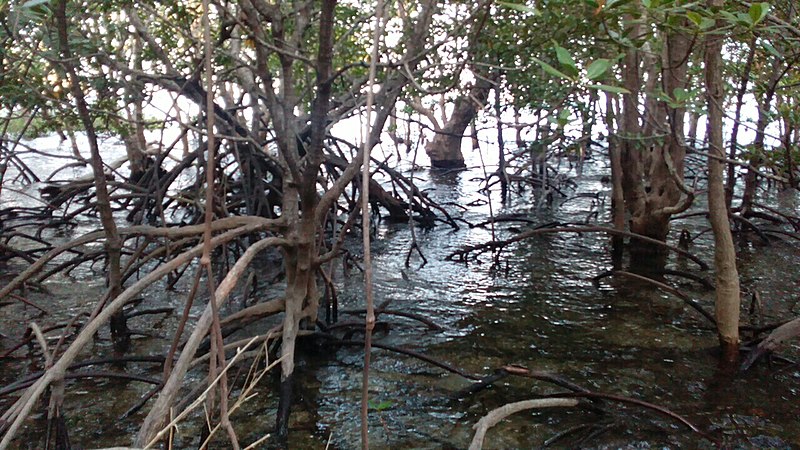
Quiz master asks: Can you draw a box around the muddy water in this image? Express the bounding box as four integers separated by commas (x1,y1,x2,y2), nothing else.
1,142,800,449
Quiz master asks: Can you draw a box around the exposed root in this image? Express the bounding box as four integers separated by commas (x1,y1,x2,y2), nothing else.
468,398,580,450
741,316,800,371
448,223,708,270
596,270,717,326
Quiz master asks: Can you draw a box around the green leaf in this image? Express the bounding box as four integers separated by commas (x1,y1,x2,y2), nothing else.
748,2,770,26
531,57,574,81
737,12,754,26
686,11,703,27
497,1,539,14
700,17,716,30
762,41,781,58
686,11,715,30
652,90,672,104
588,84,631,95
673,87,690,102
586,59,611,81
21,0,51,7
368,399,393,411
554,44,579,77
719,10,739,24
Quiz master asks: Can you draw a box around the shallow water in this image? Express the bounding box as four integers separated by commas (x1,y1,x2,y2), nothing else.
1,142,800,449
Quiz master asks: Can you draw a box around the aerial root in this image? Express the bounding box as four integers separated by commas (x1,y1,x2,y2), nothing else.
465,363,719,449
468,398,580,450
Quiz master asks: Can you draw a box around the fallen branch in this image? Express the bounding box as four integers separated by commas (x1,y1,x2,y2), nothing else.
136,235,288,446
0,216,281,301
341,308,444,331
731,214,770,244
319,334,482,381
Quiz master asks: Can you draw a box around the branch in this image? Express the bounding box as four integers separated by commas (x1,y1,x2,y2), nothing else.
0,216,281,301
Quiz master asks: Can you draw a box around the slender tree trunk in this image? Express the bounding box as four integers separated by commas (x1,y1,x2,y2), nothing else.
55,0,128,352
740,58,781,215
725,36,756,208
687,110,699,147
782,95,797,187
606,92,625,266
124,31,148,178
705,0,740,363
495,76,510,202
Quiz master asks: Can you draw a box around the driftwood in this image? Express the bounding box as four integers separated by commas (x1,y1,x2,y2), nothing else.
542,391,719,445
466,363,719,448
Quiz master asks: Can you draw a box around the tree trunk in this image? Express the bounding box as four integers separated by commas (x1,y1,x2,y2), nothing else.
705,0,741,363
725,36,756,208
782,94,797,187
620,18,692,246
425,74,493,169
740,56,782,215
687,110,699,147
55,0,128,353
605,91,625,266
124,31,149,178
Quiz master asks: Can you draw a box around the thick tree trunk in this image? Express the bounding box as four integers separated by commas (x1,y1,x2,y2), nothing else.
621,20,692,245
275,211,319,442
705,0,740,363
619,20,644,232
425,75,493,169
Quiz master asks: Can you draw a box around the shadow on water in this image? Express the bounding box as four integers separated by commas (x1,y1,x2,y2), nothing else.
1,150,799,448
